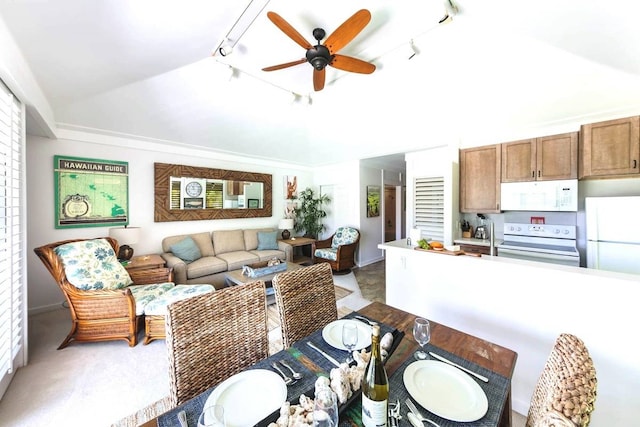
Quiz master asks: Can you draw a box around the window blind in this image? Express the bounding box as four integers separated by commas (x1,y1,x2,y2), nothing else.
414,177,445,241
0,79,25,398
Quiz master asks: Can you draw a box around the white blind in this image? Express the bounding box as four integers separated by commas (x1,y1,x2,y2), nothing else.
414,177,445,241
0,79,25,396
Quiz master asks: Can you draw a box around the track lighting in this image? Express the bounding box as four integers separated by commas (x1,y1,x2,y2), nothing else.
408,40,419,60
218,39,233,56
439,0,458,24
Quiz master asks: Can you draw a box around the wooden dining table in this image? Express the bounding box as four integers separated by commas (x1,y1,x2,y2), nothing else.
141,301,517,427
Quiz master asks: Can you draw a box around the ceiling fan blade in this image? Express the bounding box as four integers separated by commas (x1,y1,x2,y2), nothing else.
266,11,313,50
262,58,307,72
313,68,326,91
329,54,375,74
324,9,371,54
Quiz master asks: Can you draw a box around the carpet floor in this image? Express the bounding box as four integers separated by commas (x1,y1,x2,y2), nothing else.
0,272,369,427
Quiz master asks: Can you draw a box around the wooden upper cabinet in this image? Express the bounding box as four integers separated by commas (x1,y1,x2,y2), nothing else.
502,132,578,182
460,144,501,213
580,116,640,178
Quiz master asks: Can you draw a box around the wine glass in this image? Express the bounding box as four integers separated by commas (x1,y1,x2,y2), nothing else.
412,317,431,360
313,388,339,427
342,322,359,363
198,404,225,427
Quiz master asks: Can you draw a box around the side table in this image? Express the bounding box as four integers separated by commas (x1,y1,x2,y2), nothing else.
124,254,166,272
279,237,316,265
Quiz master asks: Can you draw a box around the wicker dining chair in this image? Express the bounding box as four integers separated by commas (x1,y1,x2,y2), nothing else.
526,333,597,427
34,237,173,349
165,280,269,406
272,262,338,349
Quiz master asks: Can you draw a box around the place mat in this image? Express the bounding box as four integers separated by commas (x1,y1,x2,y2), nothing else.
386,343,510,427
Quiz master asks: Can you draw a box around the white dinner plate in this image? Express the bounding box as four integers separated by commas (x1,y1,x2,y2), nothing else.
202,369,287,427
403,360,488,422
322,319,372,351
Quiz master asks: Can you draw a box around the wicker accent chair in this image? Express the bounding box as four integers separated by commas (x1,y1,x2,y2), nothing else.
165,280,269,406
314,226,360,272
272,262,338,349
34,237,173,349
526,333,597,427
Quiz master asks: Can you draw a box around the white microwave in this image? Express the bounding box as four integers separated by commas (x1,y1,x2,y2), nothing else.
500,179,578,211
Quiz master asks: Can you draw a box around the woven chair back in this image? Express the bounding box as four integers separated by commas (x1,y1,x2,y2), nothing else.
526,333,597,427
272,262,338,349
165,280,269,406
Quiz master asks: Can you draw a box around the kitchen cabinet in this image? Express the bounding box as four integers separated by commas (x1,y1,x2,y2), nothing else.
501,132,578,182
460,145,501,213
580,116,640,178
458,243,496,256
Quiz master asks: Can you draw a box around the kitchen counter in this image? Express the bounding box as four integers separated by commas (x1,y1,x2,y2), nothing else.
378,239,640,425
454,237,503,247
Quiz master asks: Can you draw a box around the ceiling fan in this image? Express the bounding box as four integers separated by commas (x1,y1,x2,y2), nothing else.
262,9,376,91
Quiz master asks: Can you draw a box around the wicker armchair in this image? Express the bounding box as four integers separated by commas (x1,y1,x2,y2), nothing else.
34,237,173,349
166,280,269,406
272,262,338,349
314,226,360,272
526,334,597,427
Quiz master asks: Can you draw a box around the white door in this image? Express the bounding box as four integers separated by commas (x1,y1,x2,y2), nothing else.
586,241,640,275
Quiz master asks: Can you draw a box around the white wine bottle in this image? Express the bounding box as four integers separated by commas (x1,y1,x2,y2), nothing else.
361,324,389,427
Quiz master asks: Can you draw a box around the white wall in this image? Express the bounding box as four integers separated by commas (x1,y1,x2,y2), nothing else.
359,164,385,266
382,243,640,425
26,131,312,313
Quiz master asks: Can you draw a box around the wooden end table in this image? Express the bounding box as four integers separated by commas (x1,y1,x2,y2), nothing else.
124,254,166,272
280,237,316,265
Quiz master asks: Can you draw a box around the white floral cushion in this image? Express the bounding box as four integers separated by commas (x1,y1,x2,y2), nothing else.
315,247,338,261
143,284,215,316
331,227,359,249
54,238,133,290
128,282,176,315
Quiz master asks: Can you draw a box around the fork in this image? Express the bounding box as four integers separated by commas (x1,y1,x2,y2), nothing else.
406,398,441,427
388,400,399,427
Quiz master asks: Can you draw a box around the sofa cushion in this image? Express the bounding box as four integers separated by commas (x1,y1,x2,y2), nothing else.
244,228,274,251
250,249,286,262
315,247,338,261
128,282,175,315
143,284,214,316
216,251,259,271
169,236,202,263
212,229,245,255
332,227,359,249
163,232,214,257
257,231,278,250
54,238,133,290
186,256,228,280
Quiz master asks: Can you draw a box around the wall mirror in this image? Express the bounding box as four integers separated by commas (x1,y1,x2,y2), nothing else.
154,163,272,222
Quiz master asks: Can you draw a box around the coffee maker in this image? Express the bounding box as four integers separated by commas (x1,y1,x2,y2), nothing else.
475,214,488,239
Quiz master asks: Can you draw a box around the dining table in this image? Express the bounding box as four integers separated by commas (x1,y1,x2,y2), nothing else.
140,301,517,427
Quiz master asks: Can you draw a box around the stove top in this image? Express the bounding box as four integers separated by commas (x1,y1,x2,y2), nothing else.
499,223,579,257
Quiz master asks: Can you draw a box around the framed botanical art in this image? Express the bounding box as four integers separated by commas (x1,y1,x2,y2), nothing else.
54,155,129,228
367,185,380,217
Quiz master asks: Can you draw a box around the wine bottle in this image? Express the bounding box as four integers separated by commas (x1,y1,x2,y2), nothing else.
361,324,389,427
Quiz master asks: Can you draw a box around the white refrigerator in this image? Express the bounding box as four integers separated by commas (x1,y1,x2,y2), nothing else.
585,196,640,275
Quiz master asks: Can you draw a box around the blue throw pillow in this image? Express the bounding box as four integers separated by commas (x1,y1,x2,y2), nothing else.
257,231,279,250
170,236,202,263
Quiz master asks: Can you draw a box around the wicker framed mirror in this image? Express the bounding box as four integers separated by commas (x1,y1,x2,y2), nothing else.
154,162,272,222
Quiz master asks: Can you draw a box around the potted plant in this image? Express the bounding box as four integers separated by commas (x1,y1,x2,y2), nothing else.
292,188,330,239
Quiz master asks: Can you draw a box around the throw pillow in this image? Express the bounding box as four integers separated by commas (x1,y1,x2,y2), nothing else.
257,231,279,250
170,236,202,263
54,238,133,290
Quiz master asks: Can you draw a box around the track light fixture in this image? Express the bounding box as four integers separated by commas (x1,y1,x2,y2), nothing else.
218,39,233,56
439,0,458,24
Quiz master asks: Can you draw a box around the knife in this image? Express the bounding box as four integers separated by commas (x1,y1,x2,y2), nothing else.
307,341,341,367
428,351,489,383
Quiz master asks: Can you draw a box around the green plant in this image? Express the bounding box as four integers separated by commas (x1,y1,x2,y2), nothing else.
292,188,330,239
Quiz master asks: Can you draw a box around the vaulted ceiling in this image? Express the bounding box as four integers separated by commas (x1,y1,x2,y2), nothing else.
2,0,640,168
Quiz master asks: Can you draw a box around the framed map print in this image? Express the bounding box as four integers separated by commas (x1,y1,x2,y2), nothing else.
54,155,129,229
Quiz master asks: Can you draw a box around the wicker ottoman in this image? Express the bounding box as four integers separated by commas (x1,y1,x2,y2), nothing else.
142,284,215,344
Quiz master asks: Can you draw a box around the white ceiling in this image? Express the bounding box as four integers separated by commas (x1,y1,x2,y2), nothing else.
2,0,640,168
